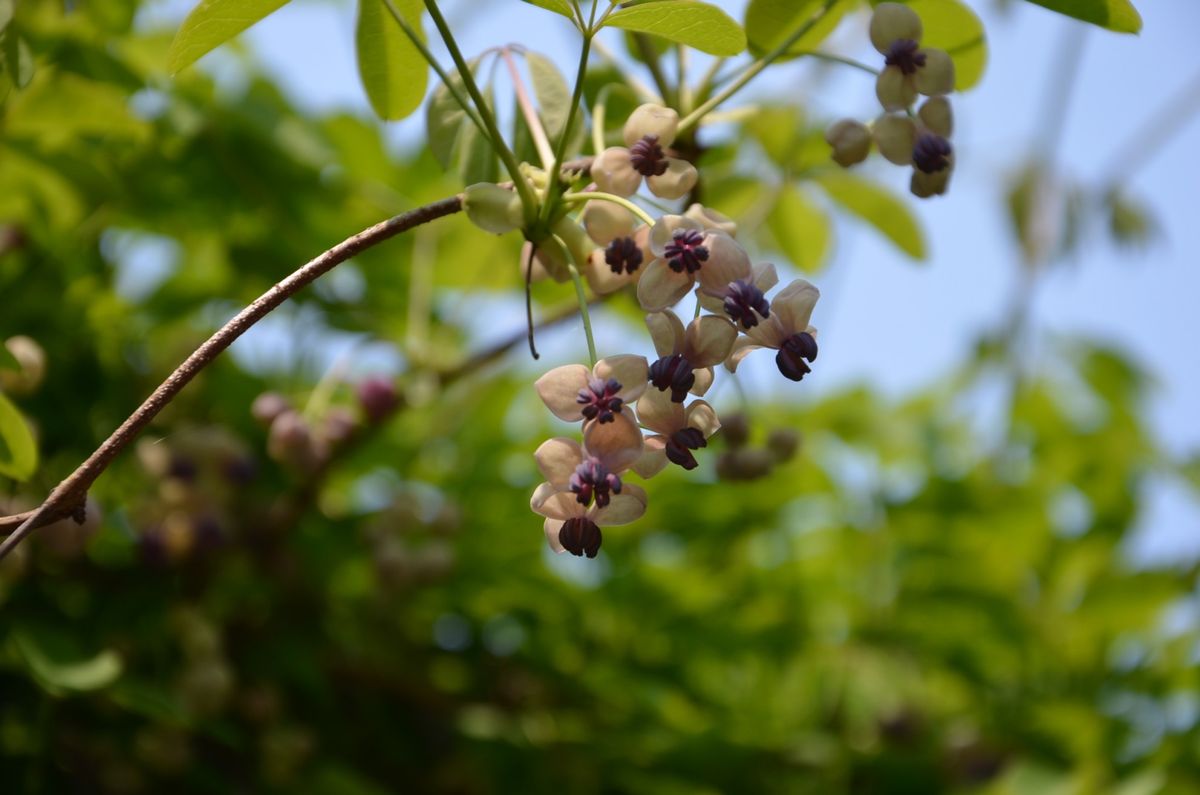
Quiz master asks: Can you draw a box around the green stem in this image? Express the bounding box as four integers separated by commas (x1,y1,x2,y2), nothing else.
563,191,655,227
539,30,594,226
422,0,537,217
792,50,878,76
634,33,675,107
692,56,726,105
677,0,837,135
556,235,597,366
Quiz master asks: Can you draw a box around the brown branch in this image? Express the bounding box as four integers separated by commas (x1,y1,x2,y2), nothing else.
0,196,465,557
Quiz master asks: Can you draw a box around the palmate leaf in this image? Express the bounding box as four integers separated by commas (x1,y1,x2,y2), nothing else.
355,0,428,121
1022,0,1142,33
166,0,292,74
604,1,746,57
0,389,37,481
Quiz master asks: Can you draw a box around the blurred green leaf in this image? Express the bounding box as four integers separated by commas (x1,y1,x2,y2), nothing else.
815,171,926,260
425,58,500,184
605,1,747,56
13,631,122,694
1022,0,1142,33
0,389,36,481
2,32,34,90
767,185,831,272
355,0,428,121
524,49,583,152
166,0,292,74
744,0,852,59
0,0,13,33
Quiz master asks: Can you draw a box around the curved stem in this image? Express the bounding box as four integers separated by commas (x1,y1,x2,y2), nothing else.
792,50,878,76
540,30,594,226
501,47,555,168
563,191,655,227
677,0,837,135
0,196,465,558
556,235,597,366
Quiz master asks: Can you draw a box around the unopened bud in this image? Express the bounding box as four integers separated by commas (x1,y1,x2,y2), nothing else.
825,119,872,167
0,336,46,395
267,410,316,465
915,48,955,96
357,376,399,424
251,392,291,426
766,428,801,462
870,3,923,54
463,183,525,235
873,114,918,165
716,448,774,481
720,412,750,449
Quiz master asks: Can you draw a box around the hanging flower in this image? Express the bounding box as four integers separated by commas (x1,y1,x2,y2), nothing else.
583,226,651,295
636,215,752,312
725,279,821,382
534,355,649,424
632,388,721,477
644,310,737,401
870,2,955,112
590,104,698,200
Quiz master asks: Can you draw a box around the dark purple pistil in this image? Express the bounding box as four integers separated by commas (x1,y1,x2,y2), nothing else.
629,134,669,177
664,229,709,274
559,516,602,558
577,377,624,424
884,39,926,75
666,427,707,470
605,236,644,275
649,354,695,403
723,279,771,329
569,456,623,509
913,133,952,174
775,332,819,382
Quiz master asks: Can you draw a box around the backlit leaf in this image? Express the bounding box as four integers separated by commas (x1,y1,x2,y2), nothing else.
744,0,852,59
0,389,37,481
355,0,428,121
815,171,926,260
1022,0,1141,33
605,1,746,57
166,0,292,74
767,185,831,272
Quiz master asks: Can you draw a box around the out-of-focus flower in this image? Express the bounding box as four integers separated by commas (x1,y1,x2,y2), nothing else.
826,119,873,167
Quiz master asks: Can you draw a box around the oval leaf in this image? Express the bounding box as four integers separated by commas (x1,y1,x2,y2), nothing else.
745,0,852,59
604,1,746,57
1021,0,1141,33
166,0,292,74
0,390,37,481
522,0,577,22
356,0,429,121
767,185,832,273
14,632,122,694
815,171,926,260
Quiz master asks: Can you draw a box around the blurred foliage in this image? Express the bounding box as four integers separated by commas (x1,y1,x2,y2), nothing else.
0,2,1195,794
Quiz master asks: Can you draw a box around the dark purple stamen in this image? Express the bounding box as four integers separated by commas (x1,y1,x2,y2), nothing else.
649,354,695,403
913,133,952,174
722,279,771,329
559,516,602,558
577,377,624,424
605,236,644,275
884,39,926,75
663,229,709,274
666,427,707,470
775,332,819,382
629,134,669,177
569,456,623,509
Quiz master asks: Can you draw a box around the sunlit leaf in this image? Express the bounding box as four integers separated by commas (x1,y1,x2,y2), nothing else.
0,389,36,481
521,0,576,22
14,631,122,694
355,0,428,121
767,185,831,272
815,171,926,260
166,0,292,74
604,1,746,56
1022,0,1142,33
744,0,853,59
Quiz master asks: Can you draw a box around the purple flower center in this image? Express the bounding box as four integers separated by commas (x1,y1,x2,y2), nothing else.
629,134,669,177
775,332,819,382
722,279,771,329
913,133,952,174
559,516,602,558
648,353,695,403
666,427,707,470
569,456,623,509
605,236,644,275
664,229,709,274
884,39,926,76
577,377,624,424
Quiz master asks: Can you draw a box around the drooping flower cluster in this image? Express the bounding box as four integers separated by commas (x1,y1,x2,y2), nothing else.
824,2,957,198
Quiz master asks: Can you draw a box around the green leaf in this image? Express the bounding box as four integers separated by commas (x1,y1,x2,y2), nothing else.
523,50,583,153
814,171,926,260
0,343,18,372
166,0,291,74
1021,0,1141,33
425,58,500,184
13,631,122,694
522,0,577,22
767,185,831,272
604,1,746,57
0,389,36,481
0,0,13,34
744,0,852,59
898,0,988,91
355,0,428,121
2,32,34,90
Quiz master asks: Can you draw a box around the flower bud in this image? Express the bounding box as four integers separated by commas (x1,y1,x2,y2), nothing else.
720,412,750,449
870,3,923,54
463,183,525,235
915,48,955,96
267,410,317,467
918,96,953,137
873,114,917,165
251,392,291,426
766,428,801,462
357,376,400,424
582,200,635,246
623,103,680,148
716,448,774,481
0,336,46,396
825,119,872,167
876,66,917,112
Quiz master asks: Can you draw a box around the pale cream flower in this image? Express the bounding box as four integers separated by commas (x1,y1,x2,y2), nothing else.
636,215,751,312
632,388,721,477
726,279,821,382
534,355,649,424
645,309,737,401
590,104,698,200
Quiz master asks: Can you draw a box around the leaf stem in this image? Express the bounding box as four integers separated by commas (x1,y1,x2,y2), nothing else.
500,47,555,168
539,25,594,227
563,191,655,227
792,50,878,76
556,235,598,366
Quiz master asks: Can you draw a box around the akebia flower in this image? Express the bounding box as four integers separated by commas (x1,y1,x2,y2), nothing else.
694,262,779,328
590,104,698,200
872,98,955,199
870,2,955,112
645,310,738,401
726,279,821,382
535,355,649,424
633,388,721,477
583,226,651,295
636,215,752,312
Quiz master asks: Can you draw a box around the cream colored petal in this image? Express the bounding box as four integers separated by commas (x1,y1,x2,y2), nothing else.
531,482,584,521
873,113,918,166
915,48,955,97
684,203,737,237
534,437,584,485
623,103,679,148
695,288,726,316
869,2,923,54
772,279,821,336
636,257,695,312
685,400,721,438
632,435,669,479
876,67,918,113
583,407,644,473
648,215,703,258
684,315,738,368
695,232,752,292
690,366,715,397
918,96,953,137
746,313,788,348
725,337,766,373
534,364,591,421
647,159,698,200
543,518,567,554
636,387,685,435
594,483,648,526
591,147,642,197
582,200,636,246
594,354,649,403
751,262,779,293
584,248,634,295
645,310,685,358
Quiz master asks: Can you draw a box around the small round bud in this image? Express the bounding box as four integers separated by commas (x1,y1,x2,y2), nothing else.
322,407,358,445
267,410,316,466
251,392,291,426
873,114,918,165
870,3,923,54
0,336,46,396
720,412,750,449
766,428,801,462
716,448,774,481
918,96,953,137
825,119,872,167
463,183,525,235
357,376,399,425
623,103,680,148
876,67,917,112
915,48,955,96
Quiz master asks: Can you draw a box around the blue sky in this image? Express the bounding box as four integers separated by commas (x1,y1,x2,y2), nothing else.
140,0,1200,561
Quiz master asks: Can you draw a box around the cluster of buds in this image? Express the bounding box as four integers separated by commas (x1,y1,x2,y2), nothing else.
714,413,802,482
824,3,957,198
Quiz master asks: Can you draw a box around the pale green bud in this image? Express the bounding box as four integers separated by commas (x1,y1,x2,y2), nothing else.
463,183,525,235
825,119,872,167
